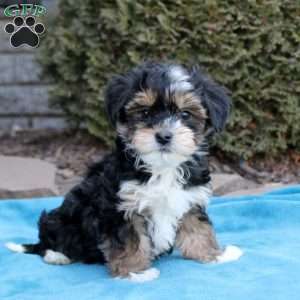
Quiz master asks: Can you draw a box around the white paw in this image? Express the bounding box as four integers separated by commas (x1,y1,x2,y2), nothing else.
43,250,72,265
216,245,243,263
127,268,160,283
5,242,25,253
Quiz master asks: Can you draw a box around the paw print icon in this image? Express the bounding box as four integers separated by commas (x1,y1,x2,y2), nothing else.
4,16,45,48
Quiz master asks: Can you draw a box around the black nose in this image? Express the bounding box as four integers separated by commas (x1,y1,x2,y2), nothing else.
155,131,173,145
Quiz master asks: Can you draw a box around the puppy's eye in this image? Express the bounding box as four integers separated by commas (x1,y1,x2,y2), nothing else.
140,109,150,118
180,111,191,120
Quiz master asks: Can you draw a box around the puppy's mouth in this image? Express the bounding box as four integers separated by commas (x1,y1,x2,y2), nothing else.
158,145,172,153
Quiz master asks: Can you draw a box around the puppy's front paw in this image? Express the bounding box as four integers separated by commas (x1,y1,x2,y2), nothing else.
126,268,160,283
216,245,243,263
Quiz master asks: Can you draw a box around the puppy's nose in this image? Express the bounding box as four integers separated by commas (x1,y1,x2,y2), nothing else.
155,131,173,145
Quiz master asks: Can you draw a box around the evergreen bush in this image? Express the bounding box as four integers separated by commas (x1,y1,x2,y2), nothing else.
39,0,300,158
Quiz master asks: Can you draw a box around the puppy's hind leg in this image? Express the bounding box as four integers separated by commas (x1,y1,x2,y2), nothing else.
100,215,159,283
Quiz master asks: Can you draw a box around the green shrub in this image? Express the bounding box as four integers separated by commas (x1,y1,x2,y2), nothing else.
39,0,300,158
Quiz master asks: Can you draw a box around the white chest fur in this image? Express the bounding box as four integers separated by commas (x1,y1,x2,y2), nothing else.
117,168,211,256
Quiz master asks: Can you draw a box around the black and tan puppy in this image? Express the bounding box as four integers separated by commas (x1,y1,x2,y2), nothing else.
6,62,242,282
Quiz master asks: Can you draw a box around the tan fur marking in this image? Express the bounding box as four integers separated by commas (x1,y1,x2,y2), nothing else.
171,92,207,120
126,89,156,111
132,128,156,154
176,209,221,262
172,125,197,156
102,215,153,277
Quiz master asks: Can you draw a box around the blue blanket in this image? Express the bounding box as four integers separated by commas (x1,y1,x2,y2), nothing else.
1,186,300,300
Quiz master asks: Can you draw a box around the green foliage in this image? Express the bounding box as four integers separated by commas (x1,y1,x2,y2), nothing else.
39,0,300,158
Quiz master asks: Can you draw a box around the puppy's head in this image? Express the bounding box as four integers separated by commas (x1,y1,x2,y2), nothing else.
105,62,231,168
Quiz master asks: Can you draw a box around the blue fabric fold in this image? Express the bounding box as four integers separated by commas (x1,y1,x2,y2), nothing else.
1,186,300,300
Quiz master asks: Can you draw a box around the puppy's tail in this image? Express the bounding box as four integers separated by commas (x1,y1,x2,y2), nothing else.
5,242,43,255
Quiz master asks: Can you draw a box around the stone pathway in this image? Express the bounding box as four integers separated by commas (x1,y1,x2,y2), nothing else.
211,173,260,196
0,155,57,199
0,155,291,200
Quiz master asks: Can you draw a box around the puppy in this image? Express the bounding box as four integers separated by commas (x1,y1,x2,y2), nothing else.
6,62,242,282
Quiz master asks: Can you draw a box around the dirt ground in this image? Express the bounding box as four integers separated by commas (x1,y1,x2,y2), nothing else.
0,129,299,192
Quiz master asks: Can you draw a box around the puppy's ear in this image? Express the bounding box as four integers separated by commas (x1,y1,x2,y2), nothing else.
190,66,231,133
104,74,132,127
